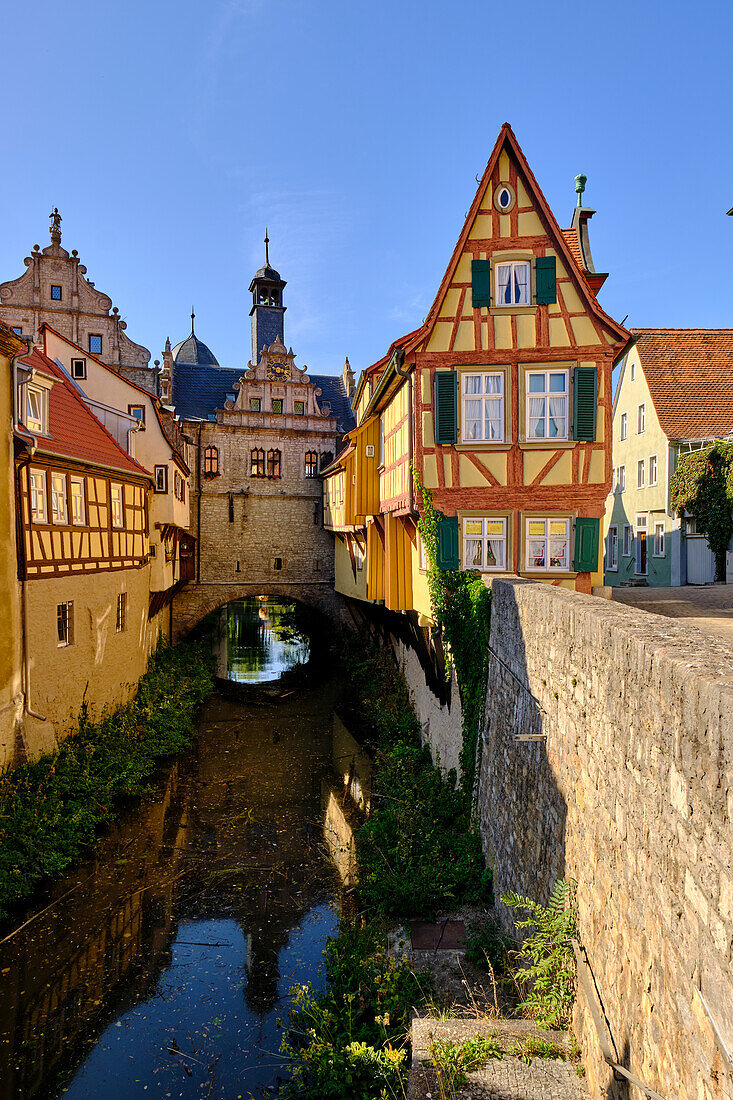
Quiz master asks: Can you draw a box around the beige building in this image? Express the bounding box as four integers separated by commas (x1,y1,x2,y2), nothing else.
0,209,158,394
168,255,354,627
39,323,193,622
13,344,158,760
0,322,27,767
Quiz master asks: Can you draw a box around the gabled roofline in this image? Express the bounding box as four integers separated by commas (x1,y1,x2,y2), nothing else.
39,322,189,472
420,123,629,348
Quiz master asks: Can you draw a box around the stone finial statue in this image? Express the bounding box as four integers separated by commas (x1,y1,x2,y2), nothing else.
49,208,62,245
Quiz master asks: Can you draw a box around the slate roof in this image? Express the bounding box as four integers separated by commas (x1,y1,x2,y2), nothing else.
253,263,283,282
172,332,220,366
172,361,355,432
20,349,152,478
632,328,733,441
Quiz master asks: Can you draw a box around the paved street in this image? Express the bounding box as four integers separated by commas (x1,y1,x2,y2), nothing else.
611,585,733,645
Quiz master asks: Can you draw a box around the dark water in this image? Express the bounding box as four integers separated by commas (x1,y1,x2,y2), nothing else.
0,609,365,1100
203,599,311,684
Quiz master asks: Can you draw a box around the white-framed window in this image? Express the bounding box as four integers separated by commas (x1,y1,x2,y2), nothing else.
110,482,124,528
607,525,619,571
637,459,645,488
630,361,635,381
57,601,73,647
617,465,626,492
526,370,568,440
654,522,665,557
51,472,68,524
29,468,47,523
525,517,570,572
463,516,507,571
635,514,648,575
354,540,365,571
495,260,531,306
461,372,504,442
623,525,632,556
71,359,86,380
637,403,645,434
619,412,627,441
116,592,127,633
649,455,657,486
154,465,168,493
70,476,86,525
128,404,146,430
25,385,48,435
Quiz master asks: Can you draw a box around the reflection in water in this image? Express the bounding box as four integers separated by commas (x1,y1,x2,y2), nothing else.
0,682,349,1100
204,598,311,683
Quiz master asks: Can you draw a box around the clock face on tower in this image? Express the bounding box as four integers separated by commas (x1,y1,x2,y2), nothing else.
267,357,290,381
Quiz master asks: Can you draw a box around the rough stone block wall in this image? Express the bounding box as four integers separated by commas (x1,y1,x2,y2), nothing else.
479,579,733,1100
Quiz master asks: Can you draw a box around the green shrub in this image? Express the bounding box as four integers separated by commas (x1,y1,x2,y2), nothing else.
502,879,578,1029
277,923,421,1099
429,1033,503,1095
0,640,214,919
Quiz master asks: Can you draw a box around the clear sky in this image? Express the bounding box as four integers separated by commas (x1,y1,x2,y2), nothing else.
2,0,732,377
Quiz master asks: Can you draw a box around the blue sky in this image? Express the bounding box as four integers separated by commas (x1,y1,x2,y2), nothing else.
2,0,732,376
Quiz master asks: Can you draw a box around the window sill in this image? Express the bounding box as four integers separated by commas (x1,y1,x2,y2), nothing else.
520,570,578,579
455,442,511,451
518,440,574,450
489,305,537,316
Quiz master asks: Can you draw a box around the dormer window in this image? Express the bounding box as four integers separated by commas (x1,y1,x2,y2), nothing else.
25,384,49,435
496,260,530,306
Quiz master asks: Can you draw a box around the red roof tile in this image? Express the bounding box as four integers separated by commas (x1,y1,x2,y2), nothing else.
561,228,585,272
631,329,733,440
20,348,152,478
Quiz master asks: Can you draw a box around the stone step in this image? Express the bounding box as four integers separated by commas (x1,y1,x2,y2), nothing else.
409,1017,589,1100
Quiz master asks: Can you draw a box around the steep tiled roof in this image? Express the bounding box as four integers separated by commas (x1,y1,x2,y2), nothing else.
632,328,733,440
21,348,152,478
561,228,585,272
172,362,355,431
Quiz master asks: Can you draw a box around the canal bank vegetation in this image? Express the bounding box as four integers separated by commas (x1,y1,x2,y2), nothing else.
275,639,580,1098
0,641,214,921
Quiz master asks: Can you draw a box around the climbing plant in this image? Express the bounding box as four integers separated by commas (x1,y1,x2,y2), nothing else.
669,441,733,581
412,468,491,797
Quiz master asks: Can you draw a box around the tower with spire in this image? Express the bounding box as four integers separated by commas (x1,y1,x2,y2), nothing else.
249,230,286,365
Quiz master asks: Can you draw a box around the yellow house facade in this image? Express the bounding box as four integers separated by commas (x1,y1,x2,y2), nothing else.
324,124,630,623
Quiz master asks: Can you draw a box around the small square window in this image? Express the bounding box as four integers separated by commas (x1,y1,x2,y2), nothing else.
51,284,62,300
294,400,305,415
129,404,146,430
11,326,22,336
89,334,103,354
272,398,283,414
71,359,86,380
250,397,262,412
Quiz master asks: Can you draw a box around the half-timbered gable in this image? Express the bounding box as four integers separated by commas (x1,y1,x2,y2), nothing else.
328,123,630,621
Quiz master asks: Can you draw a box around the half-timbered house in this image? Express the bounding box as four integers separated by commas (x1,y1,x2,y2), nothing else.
14,346,157,745
324,123,630,621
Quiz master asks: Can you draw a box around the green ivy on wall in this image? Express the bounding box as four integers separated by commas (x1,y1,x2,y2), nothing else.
413,468,491,798
670,442,733,581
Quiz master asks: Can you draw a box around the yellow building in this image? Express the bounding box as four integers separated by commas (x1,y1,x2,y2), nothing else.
13,345,158,757
0,322,27,768
324,124,630,622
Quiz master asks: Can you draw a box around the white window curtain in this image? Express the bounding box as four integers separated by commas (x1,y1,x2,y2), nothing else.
462,517,506,571
529,396,546,437
548,395,566,438
496,264,512,304
462,374,504,442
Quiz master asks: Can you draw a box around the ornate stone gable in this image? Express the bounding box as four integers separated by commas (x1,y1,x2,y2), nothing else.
0,210,154,393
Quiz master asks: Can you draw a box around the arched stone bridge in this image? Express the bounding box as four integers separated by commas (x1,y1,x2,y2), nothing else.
171,580,344,642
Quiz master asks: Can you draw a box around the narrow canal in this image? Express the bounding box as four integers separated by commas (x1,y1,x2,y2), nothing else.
0,599,366,1100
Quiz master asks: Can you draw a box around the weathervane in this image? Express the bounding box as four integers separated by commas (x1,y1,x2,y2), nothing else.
264,228,269,265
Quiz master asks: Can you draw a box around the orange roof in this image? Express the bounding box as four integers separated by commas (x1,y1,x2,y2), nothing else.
561,228,585,272
20,348,152,479
631,329,733,440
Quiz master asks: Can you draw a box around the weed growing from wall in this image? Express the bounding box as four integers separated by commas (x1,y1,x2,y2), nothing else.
413,469,491,796
670,441,733,581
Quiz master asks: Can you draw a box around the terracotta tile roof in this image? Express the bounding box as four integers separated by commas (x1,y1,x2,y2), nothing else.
561,228,585,272
631,328,733,440
21,348,152,478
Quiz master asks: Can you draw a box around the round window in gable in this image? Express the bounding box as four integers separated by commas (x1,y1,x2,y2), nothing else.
493,184,515,213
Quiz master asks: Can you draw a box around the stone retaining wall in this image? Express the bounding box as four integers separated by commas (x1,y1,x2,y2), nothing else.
479,578,733,1100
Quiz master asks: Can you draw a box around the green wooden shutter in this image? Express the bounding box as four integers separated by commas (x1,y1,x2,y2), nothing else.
535,256,557,304
573,365,598,441
472,260,492,307
437,514,459,570
433,371,458,445
573,517,600,572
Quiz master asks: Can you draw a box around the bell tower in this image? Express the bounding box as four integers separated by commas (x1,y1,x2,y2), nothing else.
249,230,286,365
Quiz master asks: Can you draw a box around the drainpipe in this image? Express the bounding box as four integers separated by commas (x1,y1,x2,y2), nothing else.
12,349,47,722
